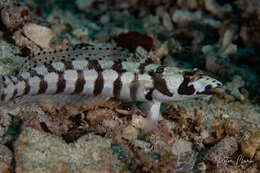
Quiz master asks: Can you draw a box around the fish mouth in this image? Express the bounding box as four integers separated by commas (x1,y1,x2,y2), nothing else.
197,87,223,95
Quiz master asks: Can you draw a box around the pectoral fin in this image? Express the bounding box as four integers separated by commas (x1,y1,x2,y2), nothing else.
138,101,161,131
139,101,161,122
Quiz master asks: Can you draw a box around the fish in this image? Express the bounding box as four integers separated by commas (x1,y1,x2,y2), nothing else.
0,43,222,122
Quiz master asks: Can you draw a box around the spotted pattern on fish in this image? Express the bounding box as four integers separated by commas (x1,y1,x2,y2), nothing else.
52,62,66,71
0,44,223,123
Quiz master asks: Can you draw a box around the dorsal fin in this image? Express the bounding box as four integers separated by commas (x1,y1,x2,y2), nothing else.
21,43,153,73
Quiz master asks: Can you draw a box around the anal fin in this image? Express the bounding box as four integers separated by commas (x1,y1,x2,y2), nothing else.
9,94,110,109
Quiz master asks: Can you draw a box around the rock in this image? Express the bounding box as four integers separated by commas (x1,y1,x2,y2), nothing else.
0,108,12,145
0,162,12,173
122,125,139,140
204,0,232,19
76,0,95,10
172,9,221,28
0,144,13,166
225,75,247,102
1,1,31,29
0,144,13,173
177,0,201,10
14,127,126,173
241,130,260,160
72,28,89,39
22,23,54,48
224,118,242,136
162,13,173,31
171,138,193,155
236,0,260,45
205,136,238,165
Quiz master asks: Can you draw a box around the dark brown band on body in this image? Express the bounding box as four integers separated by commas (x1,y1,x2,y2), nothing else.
74,71,85,93
93,71,104,96
88,60,102,71
138,58,153,74
64,61,74,70
56,72,66,93
24,79,30,95
112,60,126,73
149,71,173,97
38,76,48,94
177,74,195,95
12,88,17,98
113,73,122,98
130,73,138,101
45,63,57,72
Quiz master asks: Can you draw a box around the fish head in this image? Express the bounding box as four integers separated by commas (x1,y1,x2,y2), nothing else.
152,67,223,102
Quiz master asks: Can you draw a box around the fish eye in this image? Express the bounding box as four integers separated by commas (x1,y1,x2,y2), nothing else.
184,71,194,76
205,85,212,90
156,66,165,73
